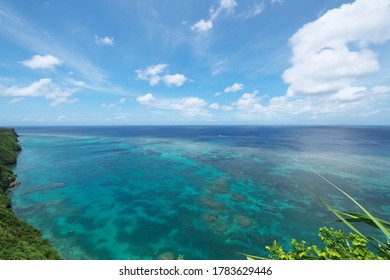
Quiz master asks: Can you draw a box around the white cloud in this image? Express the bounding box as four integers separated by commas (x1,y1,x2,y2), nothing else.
209,102,220,109
21,54,63,70
208,102,234,112
233,90,263,113
371,86,390,94
330,86,366,102
214,91,222,96
0,6,112,86
137,94,209,117
191,0,264,34
136,64,167,86
135,64,187,87
163,74,187,87
136,93,155,105
221,105,234,111
230,0,390,122
220,0,237,10
283,0,390,101
1,78,78,106
191,19,213,33
95,36,114,46
68,80,86,87
179,97,206,107
165,97,209,117
119,98,126,104
191,0,237,33
224,82,244,93
219,0,390,122
229,85,390,121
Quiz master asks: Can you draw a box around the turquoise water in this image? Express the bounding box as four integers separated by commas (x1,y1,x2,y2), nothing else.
10,126,390,259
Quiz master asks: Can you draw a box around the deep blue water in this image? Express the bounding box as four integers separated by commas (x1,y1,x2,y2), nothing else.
10,126,390,259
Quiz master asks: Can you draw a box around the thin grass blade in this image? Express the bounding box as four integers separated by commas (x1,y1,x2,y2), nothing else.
333,211,390,229
313,170,390,240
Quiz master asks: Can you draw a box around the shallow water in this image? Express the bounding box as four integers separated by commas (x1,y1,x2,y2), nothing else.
11,126,390,259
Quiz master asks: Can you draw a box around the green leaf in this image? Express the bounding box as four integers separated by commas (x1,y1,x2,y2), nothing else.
313,170,390,241
333,211,390,229
238,252,268,260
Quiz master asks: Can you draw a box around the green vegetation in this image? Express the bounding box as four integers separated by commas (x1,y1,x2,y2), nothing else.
0,128,61,259
242,172,390,260
263,226,384,260
0,128,21,192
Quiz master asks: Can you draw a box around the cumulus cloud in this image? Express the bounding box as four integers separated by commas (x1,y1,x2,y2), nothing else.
208,102,234,112
221,105,234,111
95,36,114,45
220,0,390,122
136,93,156,105
136,64,167,86
137,94,209,117
135,64,187,87
266,89,389,119
283,0,390,101
163,74,188,87
21,54,63,70
233,90,263,113
1,78,78,106
228,84,390,122
165,97,209,117
220,0,237,10
170,96,207,109
224,82,244,93
329,86,366,102
209,102,220,109
372,86,390,94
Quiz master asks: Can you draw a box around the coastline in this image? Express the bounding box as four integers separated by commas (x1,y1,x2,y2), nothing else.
0,128,61,260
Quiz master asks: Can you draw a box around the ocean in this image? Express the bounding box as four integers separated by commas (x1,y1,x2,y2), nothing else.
10,126,390,259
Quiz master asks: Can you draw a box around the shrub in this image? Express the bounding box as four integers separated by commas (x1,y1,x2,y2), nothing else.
242,171,390,260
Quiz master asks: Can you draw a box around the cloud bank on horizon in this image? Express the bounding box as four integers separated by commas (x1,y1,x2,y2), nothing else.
0,0,389,125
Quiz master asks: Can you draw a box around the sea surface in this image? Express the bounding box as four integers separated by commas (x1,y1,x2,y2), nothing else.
10,126,390,259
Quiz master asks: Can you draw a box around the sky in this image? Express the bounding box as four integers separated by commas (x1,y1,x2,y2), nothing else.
0,0,389,125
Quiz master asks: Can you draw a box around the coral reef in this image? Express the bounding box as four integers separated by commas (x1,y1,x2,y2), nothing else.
233,214,252,228
199,197,225,210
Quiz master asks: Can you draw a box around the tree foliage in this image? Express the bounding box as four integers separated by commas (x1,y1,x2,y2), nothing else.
0,128,61,259
266,227,382,260
242,172,390,260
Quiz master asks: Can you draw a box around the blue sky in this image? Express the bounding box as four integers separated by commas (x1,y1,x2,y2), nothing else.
0,0,389,125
